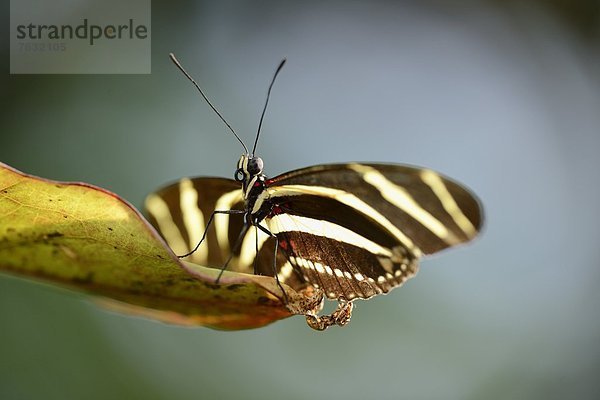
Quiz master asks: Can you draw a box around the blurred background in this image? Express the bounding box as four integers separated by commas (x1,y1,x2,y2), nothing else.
1,0,600,399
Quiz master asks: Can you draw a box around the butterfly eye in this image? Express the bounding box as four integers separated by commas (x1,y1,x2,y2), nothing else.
247,157,264,175
234,169,244,182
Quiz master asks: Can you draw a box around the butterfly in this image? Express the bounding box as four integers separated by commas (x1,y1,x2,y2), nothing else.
145,54,483,330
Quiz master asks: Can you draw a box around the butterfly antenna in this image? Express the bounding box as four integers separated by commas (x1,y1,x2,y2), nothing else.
169,53,249,154
252,58,286,156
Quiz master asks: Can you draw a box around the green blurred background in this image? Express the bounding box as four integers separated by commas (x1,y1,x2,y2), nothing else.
2,1,600,399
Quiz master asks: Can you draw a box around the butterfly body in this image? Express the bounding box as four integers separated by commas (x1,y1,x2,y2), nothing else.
235,154,270,225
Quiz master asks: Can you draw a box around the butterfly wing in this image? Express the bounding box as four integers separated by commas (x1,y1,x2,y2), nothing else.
145,164,483,301
144,177,306,290
261,163,483,300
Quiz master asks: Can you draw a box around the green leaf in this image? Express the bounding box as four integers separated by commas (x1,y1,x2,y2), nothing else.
0,162,322,330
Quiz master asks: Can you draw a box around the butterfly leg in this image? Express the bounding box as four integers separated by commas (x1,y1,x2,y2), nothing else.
256,223,289,303
178,209,244,258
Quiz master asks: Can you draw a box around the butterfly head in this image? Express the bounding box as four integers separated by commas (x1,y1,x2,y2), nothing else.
235,154,264,195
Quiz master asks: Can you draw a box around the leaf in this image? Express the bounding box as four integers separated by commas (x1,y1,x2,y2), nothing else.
0,162,322,330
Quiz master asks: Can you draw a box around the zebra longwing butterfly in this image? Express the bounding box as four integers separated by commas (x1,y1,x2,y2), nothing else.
145,55,483,330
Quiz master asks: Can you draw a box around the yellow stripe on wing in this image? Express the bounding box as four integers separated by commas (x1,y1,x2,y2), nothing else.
179,178,208,263
145,194,188,256
420,169,478,239
348,164,460,245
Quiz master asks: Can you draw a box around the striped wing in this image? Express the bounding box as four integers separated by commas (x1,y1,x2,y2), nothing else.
261,163,483,300
144,177,305,290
